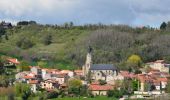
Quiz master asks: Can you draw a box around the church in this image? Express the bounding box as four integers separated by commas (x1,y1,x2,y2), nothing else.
82,47,118,82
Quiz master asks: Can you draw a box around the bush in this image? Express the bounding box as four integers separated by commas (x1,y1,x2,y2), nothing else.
107,90,114,97
15,83,31,97
68,78,82,96
88,91,94,98
16,37,34,49
98,79,107,85
42,34,52,45
7,93,14,100
18,61,30,71
0,87,14,97
46,91,59,99
80,85,88,96
113,89,123,98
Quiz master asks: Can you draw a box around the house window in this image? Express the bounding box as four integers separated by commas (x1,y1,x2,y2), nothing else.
98,73,100,76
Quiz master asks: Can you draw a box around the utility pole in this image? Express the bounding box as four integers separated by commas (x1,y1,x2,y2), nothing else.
138,74,139,91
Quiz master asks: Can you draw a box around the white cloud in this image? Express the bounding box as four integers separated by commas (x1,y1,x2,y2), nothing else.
0,0,170,27
0,0,79,16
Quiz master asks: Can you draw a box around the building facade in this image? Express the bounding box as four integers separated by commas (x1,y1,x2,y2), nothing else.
90,64,118,81
82,47,118,81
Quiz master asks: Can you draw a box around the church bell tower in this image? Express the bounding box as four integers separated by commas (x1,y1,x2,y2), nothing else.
83,46,92,78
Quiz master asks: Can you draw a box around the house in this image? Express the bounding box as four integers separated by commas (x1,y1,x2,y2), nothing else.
59,83,67,90
29,80,39,93
15,71,36,83
43,73,53,80
41,70,68,85
51,73,67,85
41,68,60,80
46,69,60,74
0,21,12,28
60,70,74,77
6,58,20,66
89,82,114,96
157,77,168,89
74,70,83,76
30,66,42,78
41,68,48,79
40,79,59,90
15,71,30,82
137,72,169,92
146,60,170,73
0,22,12,29
82,47,118,81
23,74,36,83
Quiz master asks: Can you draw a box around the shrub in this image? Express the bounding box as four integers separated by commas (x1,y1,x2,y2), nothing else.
0,87,14,97
42,34,52,45
16,37,34,49
107,90,114,97
98,79,107,85
7,93,15,100
46,91,59,99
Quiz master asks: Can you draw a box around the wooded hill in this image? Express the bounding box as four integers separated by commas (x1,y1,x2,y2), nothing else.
0,21,170,70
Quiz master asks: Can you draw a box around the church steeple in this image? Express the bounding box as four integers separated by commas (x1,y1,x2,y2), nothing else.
83,46,92,77
88,45,92,54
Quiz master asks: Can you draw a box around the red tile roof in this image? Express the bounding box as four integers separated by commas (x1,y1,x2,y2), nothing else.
60,83,67,87
149,69,160,72
120,71,136,78
47,69,59,73
24,75,35,79
7,58,20,64
155,60,164,63
44,79,58,83
74,70,83,76
74,70,83,73
136,72,169,85
55,73,66,78
157,77,168,82
29,80,38,84
89,84,113,91
60,70,72,74
91,81,100,85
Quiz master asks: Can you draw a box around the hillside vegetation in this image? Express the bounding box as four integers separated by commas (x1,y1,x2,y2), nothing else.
1,21,170,70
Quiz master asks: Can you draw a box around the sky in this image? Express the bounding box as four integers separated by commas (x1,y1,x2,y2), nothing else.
0,0,170,27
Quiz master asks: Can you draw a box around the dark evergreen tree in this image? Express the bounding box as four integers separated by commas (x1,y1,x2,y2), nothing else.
160,22,167,30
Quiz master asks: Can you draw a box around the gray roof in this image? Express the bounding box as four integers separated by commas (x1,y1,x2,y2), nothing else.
90,64,117,70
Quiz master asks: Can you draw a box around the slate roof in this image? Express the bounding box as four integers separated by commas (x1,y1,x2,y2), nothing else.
89,64,117,71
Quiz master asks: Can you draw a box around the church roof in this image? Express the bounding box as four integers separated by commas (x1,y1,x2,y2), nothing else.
90,64,117,70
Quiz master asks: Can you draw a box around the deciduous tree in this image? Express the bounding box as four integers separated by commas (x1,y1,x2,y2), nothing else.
127,54,142,69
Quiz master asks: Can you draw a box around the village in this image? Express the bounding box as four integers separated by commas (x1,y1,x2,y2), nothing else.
0,48,168,99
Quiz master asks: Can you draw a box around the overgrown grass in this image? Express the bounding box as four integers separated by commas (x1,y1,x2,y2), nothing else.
0,96,118,100
50,96,118,100
0,25,91,69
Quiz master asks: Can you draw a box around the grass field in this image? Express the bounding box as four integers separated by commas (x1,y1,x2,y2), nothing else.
0,96,118,100
0,25,91,69
50,96,118,100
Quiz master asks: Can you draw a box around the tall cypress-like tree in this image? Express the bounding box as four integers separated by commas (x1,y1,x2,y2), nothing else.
160,22,167,30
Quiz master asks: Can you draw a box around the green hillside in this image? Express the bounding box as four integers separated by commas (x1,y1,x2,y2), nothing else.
1,22,170,70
